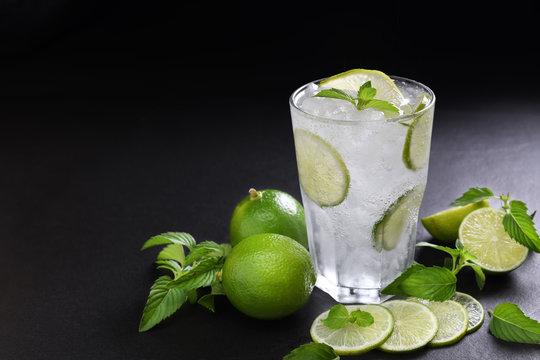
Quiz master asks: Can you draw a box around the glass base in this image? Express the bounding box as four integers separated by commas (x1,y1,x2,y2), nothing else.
316,275,393,304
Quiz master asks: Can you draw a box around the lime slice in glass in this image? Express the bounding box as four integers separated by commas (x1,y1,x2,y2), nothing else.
458,207,529,273
373,186,424,251
408,298,469,346
293,129,350,207
310,304,394,355
421,200,491,243
402,95,433,171
379,300,438,353
451,291,485,334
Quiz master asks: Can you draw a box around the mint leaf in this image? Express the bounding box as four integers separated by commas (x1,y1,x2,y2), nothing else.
416,241,461,258
314,88,356,106
381,263,426,297
184,241,225,266
450,187,494,207
322,304,351,329
363,99,399,113
141,232,196,250
357,81,377,102
503,200,540,253
350,310,374,327
139,276,187,332
467,263,486,290
283,342,340,360
197,294,216,312
155,259,183,279
489,303,540,344
399,266,457,301
157,243,185,266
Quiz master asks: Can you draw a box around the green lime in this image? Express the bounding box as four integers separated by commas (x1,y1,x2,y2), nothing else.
402,96,434,171
421,200,491,243
293,129,350,207
221,233,316,320
320,69,406,111
379,300,438,353
458,207,529,273
451,291,485,334
310,304,394,355
229,188,308,248
373,186,424,251
408,298,469,347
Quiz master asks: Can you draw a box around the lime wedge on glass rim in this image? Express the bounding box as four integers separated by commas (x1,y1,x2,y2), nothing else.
373,186,424,251
402,94,433,170
451,291,485,334
310,304,394,355
293,129,350,207
458,207,529,273
408,298,469,347
379,300,438,353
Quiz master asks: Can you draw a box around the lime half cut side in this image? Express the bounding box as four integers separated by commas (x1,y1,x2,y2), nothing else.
458,207,529,273
408,298,469,347
379,300,438,353
320,69,406,111
293,129,350,207
310,304,394,356
374,186,424,251
402,95,433,171
452,291,485,334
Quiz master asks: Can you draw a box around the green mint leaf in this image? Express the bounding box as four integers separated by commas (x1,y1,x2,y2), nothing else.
141,232,196,250
489,303,540,344
381,263,426,297
363,99,400,113
466,263,486,290
197,294,216,312
283,342,340,360
186,289,198,304
314,88,356,106
184,241,225,266
155,260,183,279
416,241,461,258
170,263,220,291
139,276,187,332
503,200,540,253
399,266,457,301
322,304,351,329
459,246,478,262
443,256,454,270
449,187,494,207
357,81,377,102
350,310,374,327
157,243,185,267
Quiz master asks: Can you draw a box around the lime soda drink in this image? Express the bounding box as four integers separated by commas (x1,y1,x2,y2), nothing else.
289,71,435,303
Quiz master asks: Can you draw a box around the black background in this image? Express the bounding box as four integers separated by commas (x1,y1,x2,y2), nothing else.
1,2,539,359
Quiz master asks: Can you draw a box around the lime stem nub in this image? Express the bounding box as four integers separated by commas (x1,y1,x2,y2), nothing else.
249,188,261,201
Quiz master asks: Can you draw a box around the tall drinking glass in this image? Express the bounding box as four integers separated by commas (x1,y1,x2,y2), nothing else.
289,74,435,303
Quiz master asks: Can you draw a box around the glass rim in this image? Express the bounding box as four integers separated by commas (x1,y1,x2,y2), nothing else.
289,75,436,124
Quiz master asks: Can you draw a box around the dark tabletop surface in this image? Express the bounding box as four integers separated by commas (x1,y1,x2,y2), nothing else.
1,3,539,360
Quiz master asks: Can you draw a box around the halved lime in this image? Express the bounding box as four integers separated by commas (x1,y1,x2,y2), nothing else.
374,186,424,251
408,298,469,346
379,300,438,353
293,129,350,207
458,207,529,273
402,97,433,171
421,200,491,243
452,291,485,334
310,304,394,355
320,69,406,110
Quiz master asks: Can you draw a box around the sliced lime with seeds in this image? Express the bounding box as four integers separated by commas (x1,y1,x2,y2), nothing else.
310,304,394,355
402,94,433,170
379,300,438,353
458,207,529,273
293,129,350,207
452,291,485,334
408,298,469,346
373,186,424,251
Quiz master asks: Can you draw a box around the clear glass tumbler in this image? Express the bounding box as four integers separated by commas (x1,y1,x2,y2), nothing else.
289,75,435,303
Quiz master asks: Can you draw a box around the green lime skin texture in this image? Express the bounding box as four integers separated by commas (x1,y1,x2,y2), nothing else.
229,188,308,249
221,233,316,320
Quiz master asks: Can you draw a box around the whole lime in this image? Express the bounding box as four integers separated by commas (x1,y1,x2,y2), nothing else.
221,233,316,320
229,188,308,249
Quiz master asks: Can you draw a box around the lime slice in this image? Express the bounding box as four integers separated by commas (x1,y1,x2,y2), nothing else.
458,207,529,273
408,298,469,346
421,200,491,243
451,291,485,334
320,69,406,109
293,129,350,207
310,304,394,355
402,95,433,171
374,186,424,251
379,300,438,353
